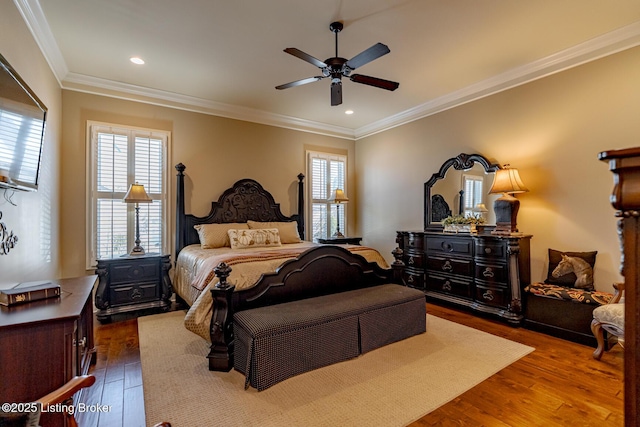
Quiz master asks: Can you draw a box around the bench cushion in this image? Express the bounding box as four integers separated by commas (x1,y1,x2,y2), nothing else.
233,284,426,390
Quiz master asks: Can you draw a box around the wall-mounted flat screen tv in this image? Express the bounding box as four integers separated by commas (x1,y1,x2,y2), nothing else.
0,53,47,192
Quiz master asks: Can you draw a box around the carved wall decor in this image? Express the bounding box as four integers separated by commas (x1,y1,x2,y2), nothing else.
0,211,18,255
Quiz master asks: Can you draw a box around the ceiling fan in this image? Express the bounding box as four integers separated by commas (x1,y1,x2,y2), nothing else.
275,21,399,106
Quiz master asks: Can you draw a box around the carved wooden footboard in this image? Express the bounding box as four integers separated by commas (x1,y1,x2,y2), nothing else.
208,245,405,371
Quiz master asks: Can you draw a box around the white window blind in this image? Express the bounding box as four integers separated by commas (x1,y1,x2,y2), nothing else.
307,151,347,240
87,123,169,267
463,174,483,217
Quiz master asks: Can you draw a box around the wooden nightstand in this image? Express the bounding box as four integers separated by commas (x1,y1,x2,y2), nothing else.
95,253,172,322
317,236,362,245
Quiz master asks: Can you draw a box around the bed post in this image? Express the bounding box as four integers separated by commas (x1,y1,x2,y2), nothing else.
209,262,235,371
297,173,305,240
175,163,186,259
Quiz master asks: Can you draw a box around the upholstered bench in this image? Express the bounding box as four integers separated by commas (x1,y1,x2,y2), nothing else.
233,284,426,391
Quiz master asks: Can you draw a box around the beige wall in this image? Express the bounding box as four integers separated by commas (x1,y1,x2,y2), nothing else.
60,91,354,278
356,46,640,293
0,1,62,287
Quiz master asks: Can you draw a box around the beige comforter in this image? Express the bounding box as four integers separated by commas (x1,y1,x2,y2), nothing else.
174,242,390,342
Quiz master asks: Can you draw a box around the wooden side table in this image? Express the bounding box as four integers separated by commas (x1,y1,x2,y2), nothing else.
317,236,362,245
0,276,97,426
95,253,172,322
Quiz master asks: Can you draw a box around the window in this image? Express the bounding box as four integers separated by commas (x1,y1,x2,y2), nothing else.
462,174,483,217
87,123,170,268
307,151,347,241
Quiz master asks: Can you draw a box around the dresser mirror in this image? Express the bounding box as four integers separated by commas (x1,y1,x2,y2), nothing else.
424,153,502,230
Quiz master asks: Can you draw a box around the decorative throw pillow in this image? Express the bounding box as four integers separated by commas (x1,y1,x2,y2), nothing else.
545,249,597,290
246,220,302,244
227,228,282,249
194,223,249,248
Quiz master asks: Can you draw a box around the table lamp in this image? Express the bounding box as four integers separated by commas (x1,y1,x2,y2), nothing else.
488,166,528,235
123,182,153,255
329,188,349,237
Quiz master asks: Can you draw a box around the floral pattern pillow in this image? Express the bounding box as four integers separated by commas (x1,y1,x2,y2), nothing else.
227,228,281,249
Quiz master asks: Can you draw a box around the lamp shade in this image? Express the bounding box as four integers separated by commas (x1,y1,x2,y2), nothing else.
329,188,349,203
489,168,529,195
123,183,152,203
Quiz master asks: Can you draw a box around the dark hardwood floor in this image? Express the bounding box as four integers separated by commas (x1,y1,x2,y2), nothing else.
77,303,623,426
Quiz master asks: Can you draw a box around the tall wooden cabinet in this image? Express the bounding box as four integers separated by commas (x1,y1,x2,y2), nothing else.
0,276,96,427
396,231,531,324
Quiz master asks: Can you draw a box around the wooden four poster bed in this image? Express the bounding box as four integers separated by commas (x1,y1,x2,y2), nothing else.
172,164,403,372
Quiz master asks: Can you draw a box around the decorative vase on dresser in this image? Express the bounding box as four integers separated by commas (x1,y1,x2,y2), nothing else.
395,231,531,324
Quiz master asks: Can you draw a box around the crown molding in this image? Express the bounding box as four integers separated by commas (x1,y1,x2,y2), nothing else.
14,0,640,141
354,20,640,139
13,0,68,85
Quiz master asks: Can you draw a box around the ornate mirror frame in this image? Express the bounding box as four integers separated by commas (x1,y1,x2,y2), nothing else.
424,153,501,231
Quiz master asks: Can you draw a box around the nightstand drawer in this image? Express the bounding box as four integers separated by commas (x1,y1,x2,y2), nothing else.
110,282,159,306
109,261,159,284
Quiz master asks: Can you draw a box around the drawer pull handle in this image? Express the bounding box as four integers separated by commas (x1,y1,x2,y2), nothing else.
482,267,494,278
442,281,452,291
131,288,142,300
408,256,415,265
407,275,415,284
483,290,494,301
442,260,453,271
485,248,492,254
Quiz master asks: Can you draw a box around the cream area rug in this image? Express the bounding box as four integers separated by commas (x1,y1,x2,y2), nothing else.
139,310,534,427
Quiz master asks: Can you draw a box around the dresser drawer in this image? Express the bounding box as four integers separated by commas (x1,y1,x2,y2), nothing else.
475,261,508,285
475,283,509,308
402,233,424,250
109,261,159,284
403,251,424,269
427,255,473,277
475,239,507,259
427,273,473,299
403,268,425,289
426,237,473,256
110,282,159,306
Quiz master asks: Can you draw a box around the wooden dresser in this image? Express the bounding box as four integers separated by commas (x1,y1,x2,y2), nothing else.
396,231,531,324
0,276,96,426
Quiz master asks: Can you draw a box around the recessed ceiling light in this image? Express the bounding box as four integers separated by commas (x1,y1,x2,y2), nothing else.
130,57,145,65
345,110,354,115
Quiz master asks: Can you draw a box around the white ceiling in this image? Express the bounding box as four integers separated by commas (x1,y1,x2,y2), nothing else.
15,0,640,139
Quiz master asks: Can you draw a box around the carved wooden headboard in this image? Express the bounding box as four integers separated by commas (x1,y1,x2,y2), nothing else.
175,163,305,257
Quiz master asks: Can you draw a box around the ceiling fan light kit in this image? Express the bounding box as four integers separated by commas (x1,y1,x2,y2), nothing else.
276,21,399,106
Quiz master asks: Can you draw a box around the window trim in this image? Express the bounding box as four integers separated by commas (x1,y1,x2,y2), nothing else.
306,150,348,241
85,121,171,269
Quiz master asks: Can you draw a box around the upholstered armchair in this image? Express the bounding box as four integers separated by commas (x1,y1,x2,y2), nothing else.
591,282,625,360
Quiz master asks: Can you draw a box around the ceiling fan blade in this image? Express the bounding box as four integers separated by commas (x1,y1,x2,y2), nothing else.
283,48,328,68
276,76,323,90
345,43,390,70
349,74,399,91
331,81,343,106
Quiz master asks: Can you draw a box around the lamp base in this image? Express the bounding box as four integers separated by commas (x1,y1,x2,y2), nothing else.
491,193,520,236
333,230,345,238
129,245,146,256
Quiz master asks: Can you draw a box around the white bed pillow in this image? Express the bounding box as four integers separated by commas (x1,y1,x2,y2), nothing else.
194,223,249,248
227,228,282,249
246,220,302,244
